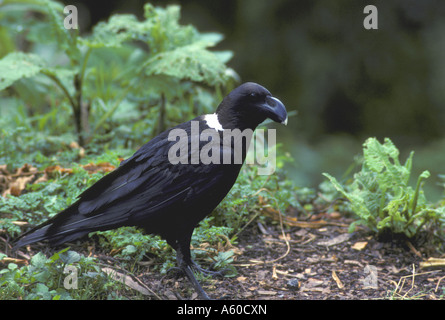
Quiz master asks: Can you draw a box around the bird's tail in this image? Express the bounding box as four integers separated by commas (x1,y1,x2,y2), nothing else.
13,224,85,249
13,203,126,249
13,216,90,249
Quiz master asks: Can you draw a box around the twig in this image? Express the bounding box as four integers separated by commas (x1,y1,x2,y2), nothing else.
392,264,437,299
405,240,422,258
332,270,344,289
239,189,291,267
266,206,291,264
435,275,445,293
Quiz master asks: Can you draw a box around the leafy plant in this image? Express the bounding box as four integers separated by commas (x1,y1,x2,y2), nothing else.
95,227,174,273
324,137,445,238
0,247,116,300
0,0,236,146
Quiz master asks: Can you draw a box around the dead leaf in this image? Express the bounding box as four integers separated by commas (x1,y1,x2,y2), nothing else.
9,175,34,196
1,164,41,197
317,233,352,247
101,267,160,298
0,257,29,266
45,162,115,176
258,196,348,229
305,278,324,288
257,290,277,296
45,165,73,175
69,141,80,149
352,241,368,251
82,162,115,174
14,163,38,176
329,212,342,219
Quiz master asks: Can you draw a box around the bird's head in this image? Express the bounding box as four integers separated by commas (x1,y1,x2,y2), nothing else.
215,82,288,130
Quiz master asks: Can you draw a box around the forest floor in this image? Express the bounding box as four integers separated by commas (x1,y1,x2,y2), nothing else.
6,212,445,300
139,213,445,300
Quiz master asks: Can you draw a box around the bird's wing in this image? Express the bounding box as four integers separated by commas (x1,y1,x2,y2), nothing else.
76,121,227,216
14,123,235,247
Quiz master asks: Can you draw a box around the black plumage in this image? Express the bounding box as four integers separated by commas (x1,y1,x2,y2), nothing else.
14,82,288,299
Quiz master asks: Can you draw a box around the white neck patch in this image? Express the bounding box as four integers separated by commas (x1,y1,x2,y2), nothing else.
203,113,224,131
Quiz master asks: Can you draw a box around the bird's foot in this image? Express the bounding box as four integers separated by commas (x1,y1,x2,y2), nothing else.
189,262,228,278
166,262,227,279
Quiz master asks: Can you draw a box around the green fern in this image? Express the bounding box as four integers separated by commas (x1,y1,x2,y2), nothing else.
324,137,443,238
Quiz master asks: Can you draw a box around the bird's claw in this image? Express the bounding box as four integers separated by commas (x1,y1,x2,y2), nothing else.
189,262,227,278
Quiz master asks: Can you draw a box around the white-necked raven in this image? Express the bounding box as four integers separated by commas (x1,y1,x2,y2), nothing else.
14,82,288,299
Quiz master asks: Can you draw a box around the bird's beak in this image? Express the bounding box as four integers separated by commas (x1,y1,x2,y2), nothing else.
264,96,288,125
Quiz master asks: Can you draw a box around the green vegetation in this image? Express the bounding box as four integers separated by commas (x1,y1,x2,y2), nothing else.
0,0,298,299
0,0,236,147
1,0,444,300
324,138,445,239
0,248,119,300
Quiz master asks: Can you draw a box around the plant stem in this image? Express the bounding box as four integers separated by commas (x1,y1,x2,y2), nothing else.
156,93,166,135
93,85,132,133
79,47,92,86
411,174,426,217
41,70,77,112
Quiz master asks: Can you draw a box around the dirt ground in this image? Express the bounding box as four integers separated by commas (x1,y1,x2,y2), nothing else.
5,213,445,300
140,215,445,300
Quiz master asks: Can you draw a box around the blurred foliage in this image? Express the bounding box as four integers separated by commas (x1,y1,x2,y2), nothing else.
168,0,445,197
0,0,237,147
211,0,445,141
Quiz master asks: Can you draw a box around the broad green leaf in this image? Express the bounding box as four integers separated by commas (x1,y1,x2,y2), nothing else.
59,250,81,264
49,247,70,263
81,14,147,48
144,44,229,85
31,252,49,268
197,32,225,47
0,52,46,90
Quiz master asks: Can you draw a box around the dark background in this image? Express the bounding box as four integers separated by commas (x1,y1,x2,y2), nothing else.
62,0,445,199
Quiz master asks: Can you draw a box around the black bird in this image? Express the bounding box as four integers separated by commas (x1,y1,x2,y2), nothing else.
14,82,288,299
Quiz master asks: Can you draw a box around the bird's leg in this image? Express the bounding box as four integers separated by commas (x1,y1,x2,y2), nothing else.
176,245,211,300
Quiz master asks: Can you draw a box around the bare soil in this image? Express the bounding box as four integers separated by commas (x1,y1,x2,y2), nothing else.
141,216,445,300
5,213,445,300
